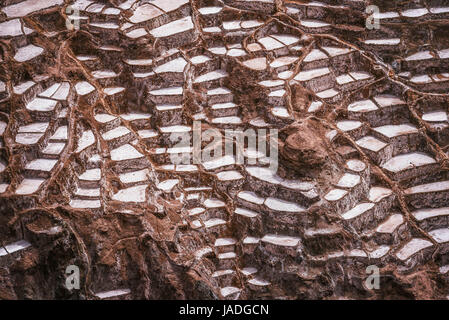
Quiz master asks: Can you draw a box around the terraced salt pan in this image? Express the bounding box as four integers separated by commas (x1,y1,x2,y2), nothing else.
368,186,392,203
18,122,49,133
25,159,57,172
294,67,330,81
265,197,304,212
325,188,347,201
373,124,418,138
220,287,240,297
16,133,44,145
149,86,183,96
249,278,270,286
322,47,353,57
188,207,205,217
401,8,428,17
223,20,241,31
356,136,387,152
300,20,330,28
95,289,131,299
92,70,118,79
431,7,449,14
0,19,33,37
243,57,267,71
336,173,360,188
308,101,323,113
215,238,236,247
89,22,119,29
15,178,45,195
235,207,258,218
348,99,378,112
303,49,327,62
190,55,211,65
70,199,101,208
203,155,235,170
157,179,179,192
364,39,400,45
2,0,63,17
271,34,300,46
212,116,242,124
104,87,125,96
75,81,96,96
199,6,223,15
0,121,6,135
422,111,448,122
112,185,147,202
429,229,449,244
405,180,449,195
281,180,314,191
410,74,432,84
152,0,188,12
0,240,31,256
150,16,194,38
154,58,187,74
194,70,228,83
212,269,234,278
412,207,449,221
208,87,231,96
405,51,433,61
262,234,300,247
217,170,243,181
211,102,237,110
350,72,371,81
377,214,403,233
369,245,390,259
317,89,339,99
26,98,58,112
241,20,264,29
111,144,143,161
76,130,95,153
79,168,101,181
204,218,226,228
373,95,405,108
336,74,354,85
382,152,436,173
138,130,158,139
95,114,117,124
40,82,70,100
160,125,191,134
102,126,131,141
258,36,284,50
129,4,163,23
337,120,362,132
75,188,100,198
119,169,149,184
246,167,282,184
13,80,35,95
243,237,259,244
238,191,265,205
42,143,65,155
121,113,151,121
396,238,432,261
270,107,290,119
373,11,399,19
241,267,258,276
342,203,374,220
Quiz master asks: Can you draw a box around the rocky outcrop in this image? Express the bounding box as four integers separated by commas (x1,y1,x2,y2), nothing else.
0,0,449,300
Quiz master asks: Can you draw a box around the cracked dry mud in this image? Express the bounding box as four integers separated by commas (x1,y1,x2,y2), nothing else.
0,0,449,300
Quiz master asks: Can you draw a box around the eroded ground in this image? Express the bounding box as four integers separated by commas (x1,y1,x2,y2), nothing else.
0,0,449,300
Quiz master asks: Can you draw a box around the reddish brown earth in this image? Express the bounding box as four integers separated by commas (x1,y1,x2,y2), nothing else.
0,0,449,300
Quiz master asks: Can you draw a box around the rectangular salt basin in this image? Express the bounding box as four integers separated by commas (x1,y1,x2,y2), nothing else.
0,240,31,256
